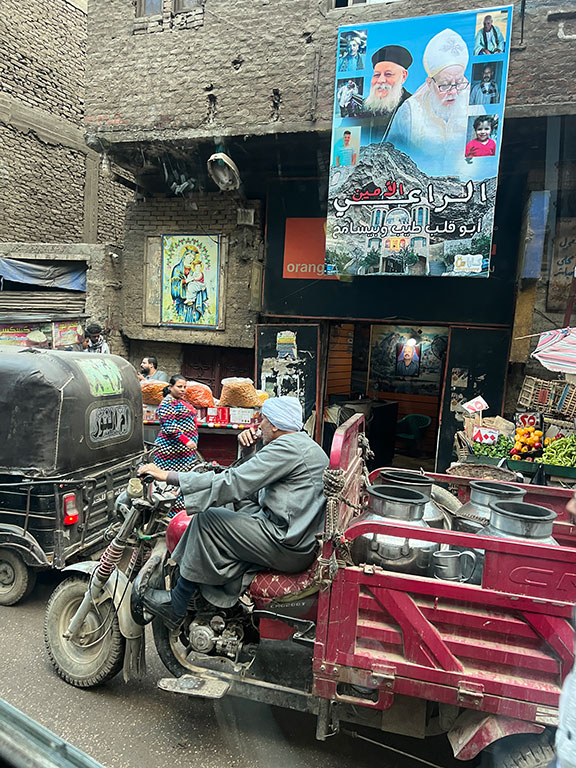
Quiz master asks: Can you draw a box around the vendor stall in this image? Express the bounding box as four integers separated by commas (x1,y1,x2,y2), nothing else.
141,376,266,465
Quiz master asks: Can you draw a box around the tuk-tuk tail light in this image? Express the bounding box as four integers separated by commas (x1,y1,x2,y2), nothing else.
63,493,79,525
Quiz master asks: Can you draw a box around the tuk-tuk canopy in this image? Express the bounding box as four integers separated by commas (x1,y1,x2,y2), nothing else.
0,348,144,476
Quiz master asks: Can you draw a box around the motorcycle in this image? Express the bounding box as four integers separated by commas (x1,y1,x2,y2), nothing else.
44,464,310,689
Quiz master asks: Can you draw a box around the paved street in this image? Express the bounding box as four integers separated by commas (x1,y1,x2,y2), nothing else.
0,573,476,768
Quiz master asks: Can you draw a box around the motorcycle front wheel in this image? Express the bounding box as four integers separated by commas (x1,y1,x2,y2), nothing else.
152,617,191,677
44,575,125,688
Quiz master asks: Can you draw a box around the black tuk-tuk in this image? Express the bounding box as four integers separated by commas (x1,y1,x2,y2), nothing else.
0,348,146,604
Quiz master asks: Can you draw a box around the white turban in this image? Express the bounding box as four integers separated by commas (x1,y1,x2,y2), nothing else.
262,396,303,432
423,28,469,79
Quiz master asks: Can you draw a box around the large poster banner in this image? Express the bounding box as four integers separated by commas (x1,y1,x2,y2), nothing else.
326,7,512,278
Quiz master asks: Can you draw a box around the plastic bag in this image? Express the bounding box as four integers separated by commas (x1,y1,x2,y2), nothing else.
183,381,214,408
140,380,166,405
219,377,261,408
256,390,269,406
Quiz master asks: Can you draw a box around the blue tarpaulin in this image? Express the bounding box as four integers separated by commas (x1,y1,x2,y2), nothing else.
0,258,86,291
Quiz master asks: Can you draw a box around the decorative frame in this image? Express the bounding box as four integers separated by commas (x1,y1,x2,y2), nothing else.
160,234,225,330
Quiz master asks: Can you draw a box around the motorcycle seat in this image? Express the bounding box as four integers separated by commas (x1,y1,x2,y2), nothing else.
249,564,319,606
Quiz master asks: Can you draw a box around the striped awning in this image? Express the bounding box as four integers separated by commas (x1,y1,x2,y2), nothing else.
532,328,576,373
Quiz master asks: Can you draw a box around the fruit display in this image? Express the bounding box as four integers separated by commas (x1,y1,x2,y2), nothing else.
535,434,576,467
509,426,543,462
472,434,513,458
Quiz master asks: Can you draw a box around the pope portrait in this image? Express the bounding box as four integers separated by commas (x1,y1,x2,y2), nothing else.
387,29,484,178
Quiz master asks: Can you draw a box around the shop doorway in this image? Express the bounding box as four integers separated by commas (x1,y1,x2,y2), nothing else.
181,344,254,398
325,322,449,471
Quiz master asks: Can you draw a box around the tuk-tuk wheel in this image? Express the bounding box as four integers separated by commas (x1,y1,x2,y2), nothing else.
479,730,555,768
0,549,36,606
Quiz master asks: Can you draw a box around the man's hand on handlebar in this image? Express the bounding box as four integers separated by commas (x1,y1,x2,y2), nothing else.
238,426,262,448
138,463,169,482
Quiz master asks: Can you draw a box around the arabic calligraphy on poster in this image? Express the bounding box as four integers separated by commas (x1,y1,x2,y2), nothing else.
326,7,512,278
548,218,576,312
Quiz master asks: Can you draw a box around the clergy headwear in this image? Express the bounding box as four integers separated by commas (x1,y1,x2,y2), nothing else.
262,396,303,432
371,45,413,71
423,29,469,79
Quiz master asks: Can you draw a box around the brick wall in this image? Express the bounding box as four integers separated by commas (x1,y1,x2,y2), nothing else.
0,125,86,242
128,339,183,378
121,194,262,348
85,0,576,144
97,167,132,245
1,0,86,126
0,0,131,245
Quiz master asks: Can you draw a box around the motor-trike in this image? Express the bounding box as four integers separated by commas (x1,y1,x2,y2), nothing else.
45,414,575,766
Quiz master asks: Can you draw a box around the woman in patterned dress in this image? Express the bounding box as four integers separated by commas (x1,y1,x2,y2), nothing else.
153,375,198,515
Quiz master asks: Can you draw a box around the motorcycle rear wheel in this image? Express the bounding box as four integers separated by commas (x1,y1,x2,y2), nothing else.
44,576,125,688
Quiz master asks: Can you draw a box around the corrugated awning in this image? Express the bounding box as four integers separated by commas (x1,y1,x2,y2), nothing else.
532,328,576,373
0,291,86,315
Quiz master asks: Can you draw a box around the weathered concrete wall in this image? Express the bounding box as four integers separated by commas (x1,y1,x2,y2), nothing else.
0,0,131,244
85,0,576,145
0,241,127,355
122,194,262,348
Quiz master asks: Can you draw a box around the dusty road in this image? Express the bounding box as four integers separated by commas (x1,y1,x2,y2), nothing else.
0,572,477,768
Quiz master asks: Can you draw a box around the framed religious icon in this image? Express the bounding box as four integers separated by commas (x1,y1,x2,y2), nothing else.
160,235,224,329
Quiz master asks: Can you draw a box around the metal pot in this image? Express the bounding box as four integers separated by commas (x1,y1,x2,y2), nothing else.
465,499,557,586
375,469,445,528
455,480,527,534
486,500,557,542
350,486,438,576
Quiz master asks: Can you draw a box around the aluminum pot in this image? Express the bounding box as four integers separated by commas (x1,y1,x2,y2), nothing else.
486,500,557,543
455,480,527,534
464,499,557,586
350,486,438,576
375,469,445,528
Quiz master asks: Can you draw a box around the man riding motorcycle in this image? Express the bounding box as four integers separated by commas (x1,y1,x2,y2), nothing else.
137,396,329,628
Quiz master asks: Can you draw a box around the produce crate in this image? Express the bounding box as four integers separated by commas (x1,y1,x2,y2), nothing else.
517,376,566,414
543,417,576,439
462,455,576,479
556,383,576,419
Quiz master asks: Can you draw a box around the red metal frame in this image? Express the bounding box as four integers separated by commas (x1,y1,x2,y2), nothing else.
312,435,575,736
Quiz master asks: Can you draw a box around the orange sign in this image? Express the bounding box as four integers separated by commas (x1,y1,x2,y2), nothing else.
283,218,334,279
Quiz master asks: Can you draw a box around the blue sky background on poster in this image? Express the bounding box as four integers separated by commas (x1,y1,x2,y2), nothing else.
326,6,512,279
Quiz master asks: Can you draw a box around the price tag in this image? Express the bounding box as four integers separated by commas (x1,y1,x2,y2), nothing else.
462,396,489,414
515,412,542,429
473,426,499,444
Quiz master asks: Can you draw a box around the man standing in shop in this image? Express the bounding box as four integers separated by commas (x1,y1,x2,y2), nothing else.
138,356,169,382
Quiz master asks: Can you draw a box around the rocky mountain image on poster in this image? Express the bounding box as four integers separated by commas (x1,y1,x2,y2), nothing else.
327,142,497,274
